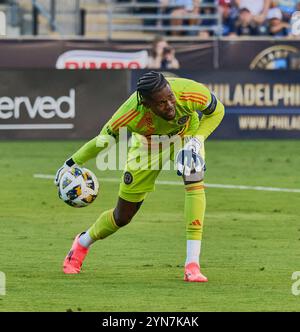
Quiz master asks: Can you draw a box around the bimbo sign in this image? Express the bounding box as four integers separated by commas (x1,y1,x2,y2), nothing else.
56,50,149,69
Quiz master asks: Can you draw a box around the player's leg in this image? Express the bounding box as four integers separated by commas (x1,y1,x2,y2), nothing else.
63,195,145,274
171,134,208,282
182,138,208,282
63,156,161,274
183,177,208,282
86,195,145,240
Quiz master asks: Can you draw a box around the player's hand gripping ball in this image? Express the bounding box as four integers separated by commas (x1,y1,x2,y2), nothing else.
58,167,99,208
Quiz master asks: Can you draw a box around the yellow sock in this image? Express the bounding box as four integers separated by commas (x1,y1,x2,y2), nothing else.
185,182,206,241
89,209,119,241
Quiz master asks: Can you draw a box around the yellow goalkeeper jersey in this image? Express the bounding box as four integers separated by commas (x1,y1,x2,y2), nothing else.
101,77,219,139
72,77,224,165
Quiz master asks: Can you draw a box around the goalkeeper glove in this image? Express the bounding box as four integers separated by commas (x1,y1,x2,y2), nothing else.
176,137,205,177
54,158,77,187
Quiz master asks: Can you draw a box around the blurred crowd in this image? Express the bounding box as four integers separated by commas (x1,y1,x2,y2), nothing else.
145,0,300,69
220,0,300,37
129,0,300,37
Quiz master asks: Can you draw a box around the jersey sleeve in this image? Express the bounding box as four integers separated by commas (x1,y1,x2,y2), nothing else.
178,79,212,114
72,93,140,165
71,137,100,165
180,79,225,140
196,100,225,140
99,92,140,138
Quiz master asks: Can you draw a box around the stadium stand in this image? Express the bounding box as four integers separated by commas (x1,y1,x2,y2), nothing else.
1,0,300,39
2,0,221,39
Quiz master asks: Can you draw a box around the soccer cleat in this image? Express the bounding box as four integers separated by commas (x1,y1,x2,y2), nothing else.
63,233,89,274
184,262,208,282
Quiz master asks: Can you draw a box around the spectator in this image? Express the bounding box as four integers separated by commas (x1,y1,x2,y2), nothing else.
235,0,271,24
267,6,290,35
147,35,180,69
161,46,180,69
231,7,261,35
160,0,201,36
219,0,239,36
290,5,300,36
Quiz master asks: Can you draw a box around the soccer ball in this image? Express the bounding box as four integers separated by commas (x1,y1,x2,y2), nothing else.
58,167,99,208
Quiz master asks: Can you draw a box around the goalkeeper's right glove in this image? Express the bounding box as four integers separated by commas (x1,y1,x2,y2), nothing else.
54,158,77,187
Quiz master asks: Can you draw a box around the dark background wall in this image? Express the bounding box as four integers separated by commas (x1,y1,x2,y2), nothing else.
0,70,129,139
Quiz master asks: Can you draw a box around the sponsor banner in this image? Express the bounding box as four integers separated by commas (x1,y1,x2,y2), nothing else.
196,70,300,138
56,50,149,69
0,39,214,69
132,70,300,138
1,69,299,140
214,113,300,139
219,39,300,70
0,70,128,139
0,39,300,70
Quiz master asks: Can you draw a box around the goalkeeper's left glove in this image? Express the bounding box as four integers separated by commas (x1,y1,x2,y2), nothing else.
176,137,206,177
54,158,77,187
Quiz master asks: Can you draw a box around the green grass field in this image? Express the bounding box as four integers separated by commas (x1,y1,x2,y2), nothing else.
0,140,300,312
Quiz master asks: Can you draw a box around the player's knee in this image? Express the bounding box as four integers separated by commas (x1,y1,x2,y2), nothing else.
183,169,204,185
113,209,135,227
113,199,144,227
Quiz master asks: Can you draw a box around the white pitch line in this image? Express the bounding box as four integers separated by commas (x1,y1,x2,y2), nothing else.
0,124,74,130
33,174,300,193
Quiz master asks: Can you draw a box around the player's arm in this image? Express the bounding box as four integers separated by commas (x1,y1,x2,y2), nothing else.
54,94,139,185
181,80,225,140
196,92,225,140
72,94,139,165
54,128,117,186
66,124,118,169
70,123,119,166
176,81,225,177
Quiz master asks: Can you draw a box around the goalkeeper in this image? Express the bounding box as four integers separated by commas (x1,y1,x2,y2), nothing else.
55,71,225,282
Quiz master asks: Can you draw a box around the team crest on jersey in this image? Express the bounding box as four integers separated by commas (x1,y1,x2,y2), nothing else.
177,115,189,125
124,172,133,185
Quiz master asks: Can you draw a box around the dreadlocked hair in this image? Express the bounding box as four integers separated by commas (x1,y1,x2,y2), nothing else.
136,71,168,105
